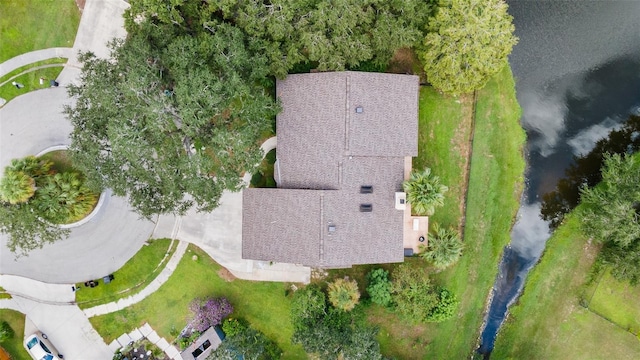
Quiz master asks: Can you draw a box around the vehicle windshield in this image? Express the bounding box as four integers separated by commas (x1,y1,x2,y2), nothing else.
26,337,38,349
41,355,53,360
40,341,52,354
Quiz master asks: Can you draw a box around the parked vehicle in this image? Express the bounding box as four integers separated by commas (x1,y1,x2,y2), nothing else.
24,332,63,360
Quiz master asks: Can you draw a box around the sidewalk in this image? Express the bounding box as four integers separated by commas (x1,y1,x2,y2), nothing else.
0,48,72,78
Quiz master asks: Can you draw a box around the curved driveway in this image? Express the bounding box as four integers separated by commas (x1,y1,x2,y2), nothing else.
0,87,155,283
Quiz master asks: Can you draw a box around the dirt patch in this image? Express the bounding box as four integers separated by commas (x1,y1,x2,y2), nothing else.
218,268,236,282
387,48,422,76
75,0,86,13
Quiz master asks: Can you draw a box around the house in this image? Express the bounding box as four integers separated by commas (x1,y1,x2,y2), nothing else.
242,71,420,268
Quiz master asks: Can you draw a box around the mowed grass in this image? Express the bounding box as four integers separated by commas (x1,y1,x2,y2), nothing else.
493,214,640,359
364,65,525,360
0,309,31,360
0,66,65,105
0,0,80,62
588,271,640,333
90,244,307,359
76,239,175,309
414,87,474,230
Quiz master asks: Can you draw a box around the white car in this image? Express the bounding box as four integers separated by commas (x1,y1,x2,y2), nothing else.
24,332,63,360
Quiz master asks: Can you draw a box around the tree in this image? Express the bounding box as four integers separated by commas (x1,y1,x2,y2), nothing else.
0,170,35,204
390,264,458,323
366,268,392,307
210,318,283,360
126,0,436,78
420,0,518,95
0,201,70,255
541,115,640,228
403,168,448,216
579,153,640,248
290,285,383,359
420,223,464,269
327,277,360,312
189,297,233,332
599,239,640,285
33,172,98,224
65,21,279,217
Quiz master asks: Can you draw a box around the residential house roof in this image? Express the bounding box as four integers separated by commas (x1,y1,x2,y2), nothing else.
242,71,419,268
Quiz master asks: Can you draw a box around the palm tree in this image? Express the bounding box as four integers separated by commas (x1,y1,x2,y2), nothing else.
420,223,464,269
33,172,97,223
327,277,360,312
403,168,448,216
0,170,36,204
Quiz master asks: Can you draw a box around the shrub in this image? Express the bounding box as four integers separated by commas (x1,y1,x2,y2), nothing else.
366,268,393,307
0,321,14,341
189,297,233,332
403,168,448,216
420,223,464,269
327,277,360,312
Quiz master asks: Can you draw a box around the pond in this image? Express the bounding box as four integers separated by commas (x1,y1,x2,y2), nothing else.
478,1,640,356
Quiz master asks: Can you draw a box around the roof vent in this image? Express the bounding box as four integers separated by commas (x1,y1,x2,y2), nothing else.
360,185,373,194
360,204,372,212
328,224,337,233
355,106,363,114
395,192,407,210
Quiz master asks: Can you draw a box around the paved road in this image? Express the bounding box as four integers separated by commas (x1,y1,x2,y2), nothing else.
0,87,156,283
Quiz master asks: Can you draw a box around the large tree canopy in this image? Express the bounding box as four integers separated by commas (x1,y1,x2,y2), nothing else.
125,0,435,78
65,21,279,217
420,0,517,95
579,153,640,248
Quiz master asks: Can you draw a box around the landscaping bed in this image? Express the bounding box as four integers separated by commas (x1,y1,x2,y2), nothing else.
0,309,30,360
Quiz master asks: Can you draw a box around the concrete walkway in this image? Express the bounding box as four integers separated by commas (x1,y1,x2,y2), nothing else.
0,48,72,78
83,241,188,317
109,323,182,360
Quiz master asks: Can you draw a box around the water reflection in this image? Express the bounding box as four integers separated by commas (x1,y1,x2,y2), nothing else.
479,0,640,355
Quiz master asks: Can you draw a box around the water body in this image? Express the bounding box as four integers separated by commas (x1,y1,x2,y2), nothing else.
478,1,640,356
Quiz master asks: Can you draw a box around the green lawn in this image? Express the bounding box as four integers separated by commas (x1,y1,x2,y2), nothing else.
493,214,640,359
0,0,80,63
76,239,175,309
0,66,65,105
90,244,307,359
414,87,474,230
588,271,640,333
0,309,30,360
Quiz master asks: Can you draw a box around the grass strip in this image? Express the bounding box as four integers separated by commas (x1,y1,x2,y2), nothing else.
492,214,640,359
0,309,30,360
89,244,307,359
0,66,64,105
0,0,80,63
76,239,175,309
0,58,69,83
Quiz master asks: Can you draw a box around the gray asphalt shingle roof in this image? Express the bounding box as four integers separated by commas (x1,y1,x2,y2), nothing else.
242,71,419,268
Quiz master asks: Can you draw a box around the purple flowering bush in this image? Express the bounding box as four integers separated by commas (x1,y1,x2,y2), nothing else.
189,297,233,332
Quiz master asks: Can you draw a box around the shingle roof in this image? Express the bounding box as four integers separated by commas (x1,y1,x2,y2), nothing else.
242,71,419,268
